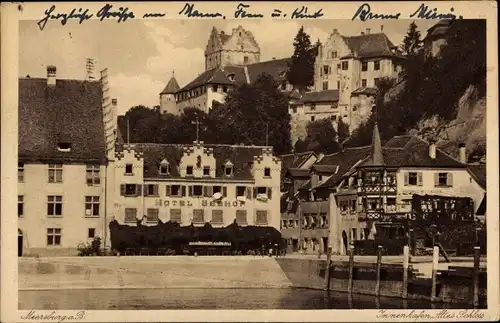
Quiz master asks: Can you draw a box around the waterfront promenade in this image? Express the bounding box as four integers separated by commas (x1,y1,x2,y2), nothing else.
18,254,485,290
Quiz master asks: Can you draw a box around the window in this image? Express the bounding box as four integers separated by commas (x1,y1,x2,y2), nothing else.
85,196,100,217
48,164,63,183
203,166,210,176
264,167,271,177
436,172,453,187
122,184,141,196
88,228,95,239
159,163,169,175
47,228,62,246
349,200,356,213
170,209,182,223
146,208,159,223
86,165,100,185
331,51,338,59
212,85,218,92
331,115,337,121
322,82,329,90
223,86,228,93
374,78,381,87
227,73,235,81
310,103,316,110
361,61,368,71
236,210,247,225
361,79,367,87
256,210,268,225
340,201,348,213
145,184,159,196
341,61,349,70
236,186,246,197
374,60,380,71
405,172,422,186
318,175,323,182
311,116,315,122
191,185,203,197
256,186,268,195
387,198,397,212
124,208,137,223
57,142,71,152
244,56,249,63
18,163,24,183
211,210,223,224
47,196,63,217
193,209,204,223
393,63,398,72
18,195,24,217
167,185,182,197
125,164,133,174
323,65,329,75
224,166,233,177
212,185,226,197
186,166,193,176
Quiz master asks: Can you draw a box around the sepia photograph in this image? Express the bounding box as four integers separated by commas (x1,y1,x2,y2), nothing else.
1,1,498,321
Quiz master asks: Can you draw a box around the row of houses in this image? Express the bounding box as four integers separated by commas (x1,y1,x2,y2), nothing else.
18,67,282,256
280,124,486,255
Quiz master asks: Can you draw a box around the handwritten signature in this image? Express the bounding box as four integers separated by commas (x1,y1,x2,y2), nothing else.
179,3,225,19
352,2,462,21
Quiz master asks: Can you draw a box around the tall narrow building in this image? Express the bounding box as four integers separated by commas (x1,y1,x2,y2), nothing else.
159,72,180,115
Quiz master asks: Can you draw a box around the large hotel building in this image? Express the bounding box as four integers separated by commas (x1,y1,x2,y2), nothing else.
18,66,282,256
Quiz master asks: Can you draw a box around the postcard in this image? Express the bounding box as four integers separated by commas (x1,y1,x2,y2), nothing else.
1,1,498,322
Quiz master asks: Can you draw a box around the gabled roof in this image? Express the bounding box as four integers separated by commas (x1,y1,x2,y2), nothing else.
351,87,378,96
341,33,404,59
311,164,339,174
300,90,339,104
280,151,317,169
467,164,486,189
179,67,242,92
425,20,454,40
160,76,180,95
286,168,311,177
246,58,290,82
120,143,269,180
19,77,106,163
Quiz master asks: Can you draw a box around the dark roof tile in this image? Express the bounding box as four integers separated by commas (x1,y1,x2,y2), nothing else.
351,87,378,96
467,164,486,189
19,77,106,163
160,76,180,94
341,33,404,59
246,58,290,82
301,90,339,103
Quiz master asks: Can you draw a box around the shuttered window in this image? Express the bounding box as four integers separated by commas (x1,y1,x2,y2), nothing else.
192,209,204,224
255,210,268,225
145,184,159,196
124,208,137,223
170,209,181,223
236,210,247,225
211,210,223,224
146,208,159,223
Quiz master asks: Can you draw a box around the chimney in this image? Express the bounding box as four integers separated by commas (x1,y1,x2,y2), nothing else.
333,28,338,34
366,28,371,34
429,140,436,160
47,65,56,87
380,25,384,32
459,143,467,163
112,98,117,106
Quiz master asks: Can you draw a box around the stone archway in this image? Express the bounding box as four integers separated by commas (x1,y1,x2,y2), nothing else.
18,229,23,257
342,230,348,255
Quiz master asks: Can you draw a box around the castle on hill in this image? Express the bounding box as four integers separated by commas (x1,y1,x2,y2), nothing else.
159,25,405,144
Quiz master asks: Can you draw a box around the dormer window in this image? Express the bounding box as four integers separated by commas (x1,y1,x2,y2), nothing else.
227,73,235,82
57,142,71,152
159,159,169,175
224,160,234,177
203,166,210,176
186,166,194,176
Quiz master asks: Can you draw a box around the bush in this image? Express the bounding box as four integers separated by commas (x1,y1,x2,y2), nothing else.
77,237,102,256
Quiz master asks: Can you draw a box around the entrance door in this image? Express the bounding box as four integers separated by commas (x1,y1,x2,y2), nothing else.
322,237,328,253
342,230,348,255
18,230,23,257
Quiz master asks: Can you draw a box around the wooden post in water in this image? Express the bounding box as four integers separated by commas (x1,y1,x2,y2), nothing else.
348,244,355,295
324,246,332,291
375,245,382,297
473,246,481,308
430,245,439,302
402,245,409,299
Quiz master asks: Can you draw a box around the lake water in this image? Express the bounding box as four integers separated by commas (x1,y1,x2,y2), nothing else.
19,288,475,310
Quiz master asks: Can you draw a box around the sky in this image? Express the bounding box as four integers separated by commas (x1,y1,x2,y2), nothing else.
19,19,435,115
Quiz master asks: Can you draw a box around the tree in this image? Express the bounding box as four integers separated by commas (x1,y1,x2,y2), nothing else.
300,118,341,154
286,26,316,93
401,21,423,57
336,118,350,144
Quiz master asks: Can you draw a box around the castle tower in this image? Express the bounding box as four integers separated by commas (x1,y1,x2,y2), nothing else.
159,71,180,115
204,26,261,71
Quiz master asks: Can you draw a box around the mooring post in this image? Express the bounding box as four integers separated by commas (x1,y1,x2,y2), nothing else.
324,245,332,291
348,244,355,295
402,245,409,299
431,245,439,302
473,246,481,308
375,245,382,297
408,229,414,260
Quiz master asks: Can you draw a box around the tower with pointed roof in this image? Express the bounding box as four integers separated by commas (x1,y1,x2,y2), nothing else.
159,71,181,115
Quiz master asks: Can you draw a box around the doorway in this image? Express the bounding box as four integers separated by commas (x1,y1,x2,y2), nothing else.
18,229,23,257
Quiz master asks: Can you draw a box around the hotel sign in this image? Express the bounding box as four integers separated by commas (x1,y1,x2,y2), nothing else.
154,199,246,208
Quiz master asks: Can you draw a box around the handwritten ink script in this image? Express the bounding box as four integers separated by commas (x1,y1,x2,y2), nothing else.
377,309,485,321
37,4,164,30
179,3,225,19
21,310,86,323
352,3,463,21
